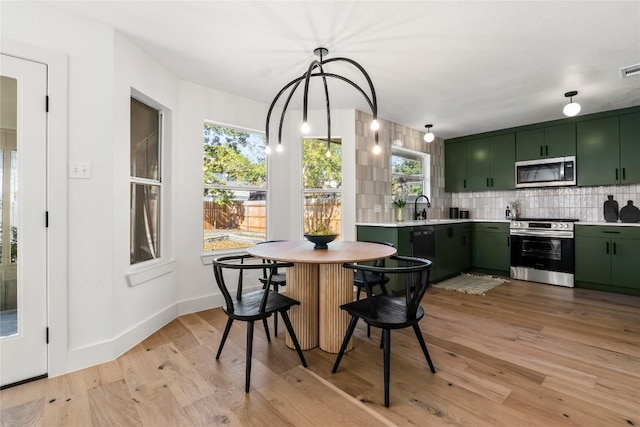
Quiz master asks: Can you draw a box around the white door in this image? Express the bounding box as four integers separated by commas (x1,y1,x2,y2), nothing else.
0,54,48,387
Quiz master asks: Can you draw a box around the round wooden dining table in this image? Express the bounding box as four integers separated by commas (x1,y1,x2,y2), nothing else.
246,240,396,353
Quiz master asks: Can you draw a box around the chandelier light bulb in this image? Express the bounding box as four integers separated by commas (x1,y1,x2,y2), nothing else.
301,122,310,134
276,143,284,152
370,119,380,131
325,150,332,158
563,91,581,117
264,145,272,155
373,144,381,154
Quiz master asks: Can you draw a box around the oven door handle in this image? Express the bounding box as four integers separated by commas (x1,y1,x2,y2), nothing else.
510,230,574,239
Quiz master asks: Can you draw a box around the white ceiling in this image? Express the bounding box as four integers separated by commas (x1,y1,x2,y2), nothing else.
48,1,640,139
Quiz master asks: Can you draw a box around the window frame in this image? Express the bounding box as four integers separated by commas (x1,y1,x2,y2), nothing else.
202,121,268,255
301,137,343,237
391,145,431,202
129,94,164,266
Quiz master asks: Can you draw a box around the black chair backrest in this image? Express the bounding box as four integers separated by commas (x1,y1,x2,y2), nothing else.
255,240,287,279
213,254,293,314
343,255,432,320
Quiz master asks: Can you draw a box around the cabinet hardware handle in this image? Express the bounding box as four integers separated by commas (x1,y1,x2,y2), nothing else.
602,231,620,234
545,145,548,156
486,177,490,187
613,242,617,255
615,168,619,181
540,146,543,157
507,236,510,247
606,242,609,254
622,168,626,180
463,179,466,188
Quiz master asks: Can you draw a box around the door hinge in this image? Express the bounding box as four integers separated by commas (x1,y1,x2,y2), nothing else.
46,327,49,344
46,96,49,112
45,211,49,227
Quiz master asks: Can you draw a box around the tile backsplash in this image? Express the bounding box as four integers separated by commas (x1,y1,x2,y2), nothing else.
450,184,640,221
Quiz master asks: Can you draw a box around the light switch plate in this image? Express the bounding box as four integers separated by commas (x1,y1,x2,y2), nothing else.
69,162,91,179
374,204,382,213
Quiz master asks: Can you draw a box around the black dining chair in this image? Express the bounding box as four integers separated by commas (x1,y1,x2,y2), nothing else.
353,241,394,337
332,255,435,407
212,254,307,393
255,240,288,337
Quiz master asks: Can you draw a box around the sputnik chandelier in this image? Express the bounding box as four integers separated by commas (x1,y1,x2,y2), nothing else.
264,47,381,156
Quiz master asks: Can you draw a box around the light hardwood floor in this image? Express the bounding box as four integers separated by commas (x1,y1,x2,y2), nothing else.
1,278,639,426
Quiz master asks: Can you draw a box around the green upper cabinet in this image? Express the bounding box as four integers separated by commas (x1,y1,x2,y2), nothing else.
466,134,514,191
577,116,620,186
620,112,640,184
445,141,467,192
466,137,491,191
516,123,576,161
490,133,515,190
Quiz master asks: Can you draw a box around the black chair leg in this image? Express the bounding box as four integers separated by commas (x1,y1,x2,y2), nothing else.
245,321,255,393
382,328,391,407
413,324,436,373
216,317,233,359
273,284,279,337
262,318,271,342
332,316,359,373
280,310,307,367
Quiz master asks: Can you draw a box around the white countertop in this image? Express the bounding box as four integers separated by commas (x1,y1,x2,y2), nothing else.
356,219,640,228
356,219,509,227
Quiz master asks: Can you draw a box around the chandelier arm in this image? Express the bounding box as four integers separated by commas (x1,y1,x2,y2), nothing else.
302,60,323,127
277,80,303,144
319,63,331,148
322,57,378,118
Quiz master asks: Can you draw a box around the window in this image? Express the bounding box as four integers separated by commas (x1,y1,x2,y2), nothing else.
302,138,342,236
130,97,162,265
391,147,430,200
203,123,267,251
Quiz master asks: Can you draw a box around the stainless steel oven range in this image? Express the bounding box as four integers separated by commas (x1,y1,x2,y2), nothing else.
510,218,578,287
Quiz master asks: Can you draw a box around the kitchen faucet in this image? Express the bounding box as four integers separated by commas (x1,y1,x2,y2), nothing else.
414,194,431,220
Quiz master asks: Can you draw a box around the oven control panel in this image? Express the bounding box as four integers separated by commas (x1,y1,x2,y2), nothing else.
510,220,575,231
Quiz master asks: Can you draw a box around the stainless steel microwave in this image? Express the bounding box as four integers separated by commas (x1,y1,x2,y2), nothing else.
515,156,576,188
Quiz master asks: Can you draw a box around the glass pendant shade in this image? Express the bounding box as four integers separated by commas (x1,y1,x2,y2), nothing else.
370,119,380,131
424,132,435,143
563,102,581,117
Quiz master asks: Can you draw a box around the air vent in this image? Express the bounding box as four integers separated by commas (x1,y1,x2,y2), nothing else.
620,64,640,78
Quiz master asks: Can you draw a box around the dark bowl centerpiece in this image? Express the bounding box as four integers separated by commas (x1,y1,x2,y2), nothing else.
304,233,338,249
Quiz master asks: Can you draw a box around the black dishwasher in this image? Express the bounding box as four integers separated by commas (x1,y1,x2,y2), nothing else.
411,226,436,266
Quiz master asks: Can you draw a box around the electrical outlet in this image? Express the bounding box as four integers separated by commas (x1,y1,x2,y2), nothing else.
69,162,91,179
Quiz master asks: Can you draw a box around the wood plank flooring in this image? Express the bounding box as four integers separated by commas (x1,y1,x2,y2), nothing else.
2,278,639,426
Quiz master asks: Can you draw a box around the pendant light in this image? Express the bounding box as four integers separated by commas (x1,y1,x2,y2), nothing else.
563,91,581,117
423,124,435,143
265,47,380,154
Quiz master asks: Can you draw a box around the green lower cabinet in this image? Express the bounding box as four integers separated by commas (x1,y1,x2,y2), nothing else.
575,225,640,296
434,223,472,282
472,222,510,275
356,225,412,294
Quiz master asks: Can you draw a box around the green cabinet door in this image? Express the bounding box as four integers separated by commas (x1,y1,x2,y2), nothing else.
466,138,491,191
611,238,640,290
577,116,620,186
575,235,610,285
445,141,467,192
490,133,515,190
516,124,575,161
544,123,576,158
435,225,458,281
457,223,473,272
473,223,510,274
620,112,640,184
516,128,544,161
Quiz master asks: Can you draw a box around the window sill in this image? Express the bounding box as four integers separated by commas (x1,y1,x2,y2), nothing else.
200,249,248,265
126,258,176,287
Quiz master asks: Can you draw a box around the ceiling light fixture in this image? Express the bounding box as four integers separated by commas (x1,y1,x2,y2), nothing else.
563,91,581,117
265,47,380,156
423,124,435,143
